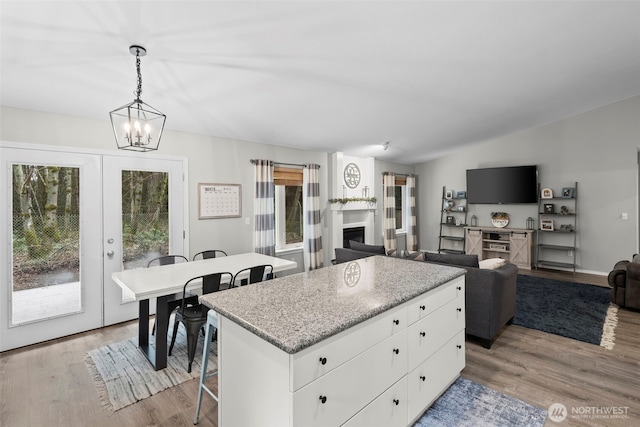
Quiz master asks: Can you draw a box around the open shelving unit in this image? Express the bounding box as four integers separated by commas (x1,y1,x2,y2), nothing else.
535,182,578,273
438,186,468,254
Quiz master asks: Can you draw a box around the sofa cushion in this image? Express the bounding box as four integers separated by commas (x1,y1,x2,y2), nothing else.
479,258,507,270
348,241,386,254
425,252,479,268
334,248,376,264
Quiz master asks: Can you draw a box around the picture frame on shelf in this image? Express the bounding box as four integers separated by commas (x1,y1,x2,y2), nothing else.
540,219,554,231
541,188,553,199
445,190,453,199
446,215,455,224
544,203,555,214
561,187,574,198
456,191,466,199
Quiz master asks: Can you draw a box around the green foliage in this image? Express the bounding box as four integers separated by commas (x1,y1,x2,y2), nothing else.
328,197,377,205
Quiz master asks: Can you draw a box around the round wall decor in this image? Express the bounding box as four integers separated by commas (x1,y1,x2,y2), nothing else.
491,212,510,228
343,163,361,188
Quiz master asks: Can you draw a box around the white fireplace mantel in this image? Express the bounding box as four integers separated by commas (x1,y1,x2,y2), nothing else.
329,153,377,258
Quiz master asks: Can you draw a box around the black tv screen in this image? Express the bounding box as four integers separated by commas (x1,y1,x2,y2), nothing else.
466,165,538,204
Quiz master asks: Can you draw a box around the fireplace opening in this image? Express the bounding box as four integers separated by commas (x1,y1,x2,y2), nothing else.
343,226,365,248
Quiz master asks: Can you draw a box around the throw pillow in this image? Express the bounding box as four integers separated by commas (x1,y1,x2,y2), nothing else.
479,258,506,270
349,240,386,254
334,248,375,264
425,252,480,268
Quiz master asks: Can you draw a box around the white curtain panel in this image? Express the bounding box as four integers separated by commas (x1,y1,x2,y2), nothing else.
253,159,275,255
383,172,397,253
406,175,418,251
303,164,323,271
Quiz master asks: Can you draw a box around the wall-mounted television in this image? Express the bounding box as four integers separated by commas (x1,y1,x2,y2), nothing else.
466,165,538,204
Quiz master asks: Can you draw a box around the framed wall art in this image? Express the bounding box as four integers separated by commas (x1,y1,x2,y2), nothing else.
540,219,554,231
541,188,553,199
198,183,241,219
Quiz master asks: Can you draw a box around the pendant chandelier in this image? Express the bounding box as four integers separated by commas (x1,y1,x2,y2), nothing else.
110,45,166,152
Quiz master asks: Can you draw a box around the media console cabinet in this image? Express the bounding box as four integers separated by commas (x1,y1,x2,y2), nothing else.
464,226,534,270
201,256,466,426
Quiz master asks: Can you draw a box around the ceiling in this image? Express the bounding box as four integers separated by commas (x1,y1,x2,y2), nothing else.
2,1,639,164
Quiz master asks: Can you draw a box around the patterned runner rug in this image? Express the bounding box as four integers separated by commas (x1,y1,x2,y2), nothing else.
415,377,547,427
85,326,216,413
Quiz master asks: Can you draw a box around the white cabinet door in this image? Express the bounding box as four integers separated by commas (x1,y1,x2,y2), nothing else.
342,377,408,427
293,329,408,427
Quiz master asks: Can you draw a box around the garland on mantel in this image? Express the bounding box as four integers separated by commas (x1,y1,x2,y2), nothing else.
328,197,377,205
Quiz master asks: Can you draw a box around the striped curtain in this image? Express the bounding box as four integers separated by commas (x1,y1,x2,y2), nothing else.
303,164,323,271
383,172,397,253
406,175,418,251
253,159,275,255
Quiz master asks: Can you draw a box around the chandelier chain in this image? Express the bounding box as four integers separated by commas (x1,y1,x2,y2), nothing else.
135,53,142,100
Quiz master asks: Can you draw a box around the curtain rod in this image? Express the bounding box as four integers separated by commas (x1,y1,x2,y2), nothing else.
382,171,414,177
250,159,318,168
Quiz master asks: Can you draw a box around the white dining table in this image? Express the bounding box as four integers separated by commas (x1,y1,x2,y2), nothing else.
112,252,297,370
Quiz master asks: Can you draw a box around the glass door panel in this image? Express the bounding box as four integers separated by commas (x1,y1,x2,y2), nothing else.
11,165,81,324
0,147,102,351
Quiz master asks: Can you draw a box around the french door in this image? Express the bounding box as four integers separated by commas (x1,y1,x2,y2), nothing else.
102,155,186,326
0,144,187,351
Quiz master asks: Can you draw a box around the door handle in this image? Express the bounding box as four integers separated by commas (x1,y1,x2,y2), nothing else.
106,250,115,258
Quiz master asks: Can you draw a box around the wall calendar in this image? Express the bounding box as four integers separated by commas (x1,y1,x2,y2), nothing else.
198,183,242,219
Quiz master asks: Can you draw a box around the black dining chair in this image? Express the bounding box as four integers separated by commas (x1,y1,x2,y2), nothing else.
192,250,228,261
232,264,274,287
147,255,199,336
168,272,234,373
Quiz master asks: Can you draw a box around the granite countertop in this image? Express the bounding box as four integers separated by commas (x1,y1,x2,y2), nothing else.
200,256,465,354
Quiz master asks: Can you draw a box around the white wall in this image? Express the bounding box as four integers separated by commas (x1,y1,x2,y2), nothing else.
416,96,640,274
0,106,327,272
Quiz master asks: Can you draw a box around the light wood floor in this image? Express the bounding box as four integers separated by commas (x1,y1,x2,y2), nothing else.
1,269,638,426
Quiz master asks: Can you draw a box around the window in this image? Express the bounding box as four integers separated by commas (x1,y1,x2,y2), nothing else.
395,176,407,233
274,167,303,249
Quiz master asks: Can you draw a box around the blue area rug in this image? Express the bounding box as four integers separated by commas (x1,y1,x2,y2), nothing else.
513,275,617,348
414,377,546,427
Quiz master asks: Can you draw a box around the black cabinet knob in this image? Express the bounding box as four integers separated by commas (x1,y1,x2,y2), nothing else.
393,399,399,406
419,305,426,310
456,286,462,291
392,348,400,354
456,307,462,312
393,319,399,325
319,357,327,365
420,375,426,381
457,344,462,349
420,332,426,337
319,395,327,404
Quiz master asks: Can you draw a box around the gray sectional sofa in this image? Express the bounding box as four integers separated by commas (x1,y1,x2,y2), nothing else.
334,243,518,348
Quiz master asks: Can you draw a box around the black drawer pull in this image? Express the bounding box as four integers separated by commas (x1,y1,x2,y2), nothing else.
393,319,399,325
420,332,426,337
456,308,462,312
319,357,327,365
457,286,462,291
393,399,399,406
319,395,327,404
420,375,426,381
457,344,462,349
392,348,400,354
419,305,426,310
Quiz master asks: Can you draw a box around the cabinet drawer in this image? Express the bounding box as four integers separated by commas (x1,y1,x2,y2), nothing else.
406,277,464,325
293,329,408,427
408,296,465,371
407,330,465,423
291,304,406,391
342,376,408,427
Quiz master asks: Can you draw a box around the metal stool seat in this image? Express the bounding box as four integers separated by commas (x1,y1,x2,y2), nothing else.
193,310,219,424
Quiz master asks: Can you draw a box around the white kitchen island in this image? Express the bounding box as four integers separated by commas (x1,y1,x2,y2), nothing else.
200,255,466,427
